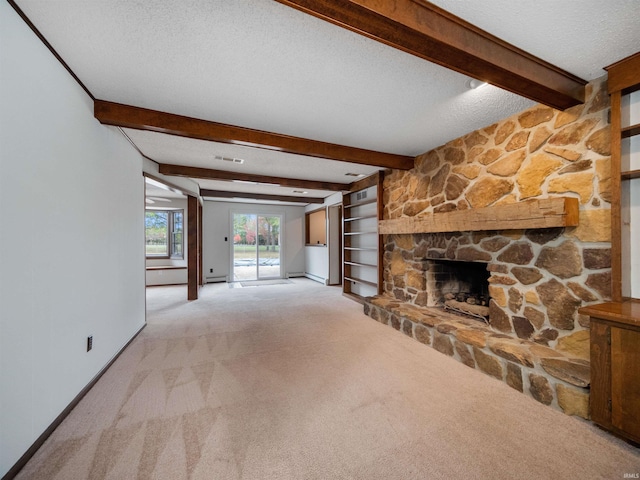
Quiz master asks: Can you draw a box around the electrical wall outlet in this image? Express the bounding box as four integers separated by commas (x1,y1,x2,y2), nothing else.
87,335,93,352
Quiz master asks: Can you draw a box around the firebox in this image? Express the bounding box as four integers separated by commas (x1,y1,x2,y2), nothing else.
426,259,490,322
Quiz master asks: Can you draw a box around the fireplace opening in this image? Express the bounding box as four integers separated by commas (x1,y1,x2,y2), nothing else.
427,259,491,323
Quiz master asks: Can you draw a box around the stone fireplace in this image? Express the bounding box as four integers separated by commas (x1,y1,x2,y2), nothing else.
363,78,613,419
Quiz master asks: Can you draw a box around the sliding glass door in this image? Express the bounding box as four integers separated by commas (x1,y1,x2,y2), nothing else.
232,213,282,281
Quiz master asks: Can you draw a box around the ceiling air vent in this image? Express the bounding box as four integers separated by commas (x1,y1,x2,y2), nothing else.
356,191,367,201
215,155,244,164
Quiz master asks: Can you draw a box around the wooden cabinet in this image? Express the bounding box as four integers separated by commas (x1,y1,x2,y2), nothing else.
581,302,640,444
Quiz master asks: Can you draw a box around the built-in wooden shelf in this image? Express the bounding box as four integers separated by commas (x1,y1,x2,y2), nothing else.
621,123,640,138
344,276,378,288
621,169,640,180
379,197,579,235
344,231,378,236
344,214,377,222
344,246,377,252
344,260,377,268
343,198,377,209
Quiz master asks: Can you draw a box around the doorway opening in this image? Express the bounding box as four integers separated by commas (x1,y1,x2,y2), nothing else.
232,213,282,281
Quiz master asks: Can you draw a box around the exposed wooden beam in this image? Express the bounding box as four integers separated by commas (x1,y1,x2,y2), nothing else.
275,0,586,110
348,171,380,192
95,100,414,170
158,163,348,191
200,189,324,204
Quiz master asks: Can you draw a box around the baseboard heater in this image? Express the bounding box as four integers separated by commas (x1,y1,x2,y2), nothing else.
286,272,305,278
303,272,328,285
205,276,228,283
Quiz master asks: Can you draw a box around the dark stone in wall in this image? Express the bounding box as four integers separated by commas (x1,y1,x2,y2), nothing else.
524,306,546,330
455,340,476,368
511,267,543,285
480,237,511,252
513,316,534,339
474,347,504,379
585,272,611,300
507,363,523,392
402,319,413,337
497,242,534,265
535,241,582,279
414,324,431,345
433,332,454,356
529,374,554,405
533,328,559,345
536,279,581,330
583,248,611,270
525,227,564,245
508,287,523,313
457,247,492,262
489,300,513,332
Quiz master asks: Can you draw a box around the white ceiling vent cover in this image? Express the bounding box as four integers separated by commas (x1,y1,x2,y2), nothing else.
215,155,244,164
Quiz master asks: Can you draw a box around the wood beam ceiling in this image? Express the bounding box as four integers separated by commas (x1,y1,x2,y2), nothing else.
158,164,348,192
274,0,586,110
200,189,324,204
95,100,414,170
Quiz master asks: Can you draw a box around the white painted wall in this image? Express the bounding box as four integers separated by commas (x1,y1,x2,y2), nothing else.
202,201,305,281
0,4,146,476
305,246,328,283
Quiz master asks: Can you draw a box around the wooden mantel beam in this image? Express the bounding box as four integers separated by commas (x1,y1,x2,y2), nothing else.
275,0,586,110
94,100,414,170
379,197,579,234
158,163,348,192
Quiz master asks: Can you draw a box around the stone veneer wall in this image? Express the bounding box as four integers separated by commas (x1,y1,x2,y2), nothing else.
383,77,611,346
365,78,612,417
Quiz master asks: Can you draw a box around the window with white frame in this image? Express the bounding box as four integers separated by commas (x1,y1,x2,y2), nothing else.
145,209,184,258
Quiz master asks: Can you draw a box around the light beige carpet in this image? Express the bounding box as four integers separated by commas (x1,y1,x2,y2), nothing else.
15,279,640,479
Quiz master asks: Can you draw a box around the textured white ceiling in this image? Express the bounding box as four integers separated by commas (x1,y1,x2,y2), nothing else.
124,129,382,182
429,0,640,80
15,0,534,155
14,0,640,204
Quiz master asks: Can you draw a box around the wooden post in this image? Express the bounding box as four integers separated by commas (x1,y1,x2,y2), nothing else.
187,195,199,300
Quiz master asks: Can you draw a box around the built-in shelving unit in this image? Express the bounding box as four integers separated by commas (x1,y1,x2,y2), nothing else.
609,52,640,301
580,51,640,445
342,173,384,303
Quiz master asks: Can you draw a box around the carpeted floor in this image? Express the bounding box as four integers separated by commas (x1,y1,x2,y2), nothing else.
15,279,640,479
237,279,293,287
